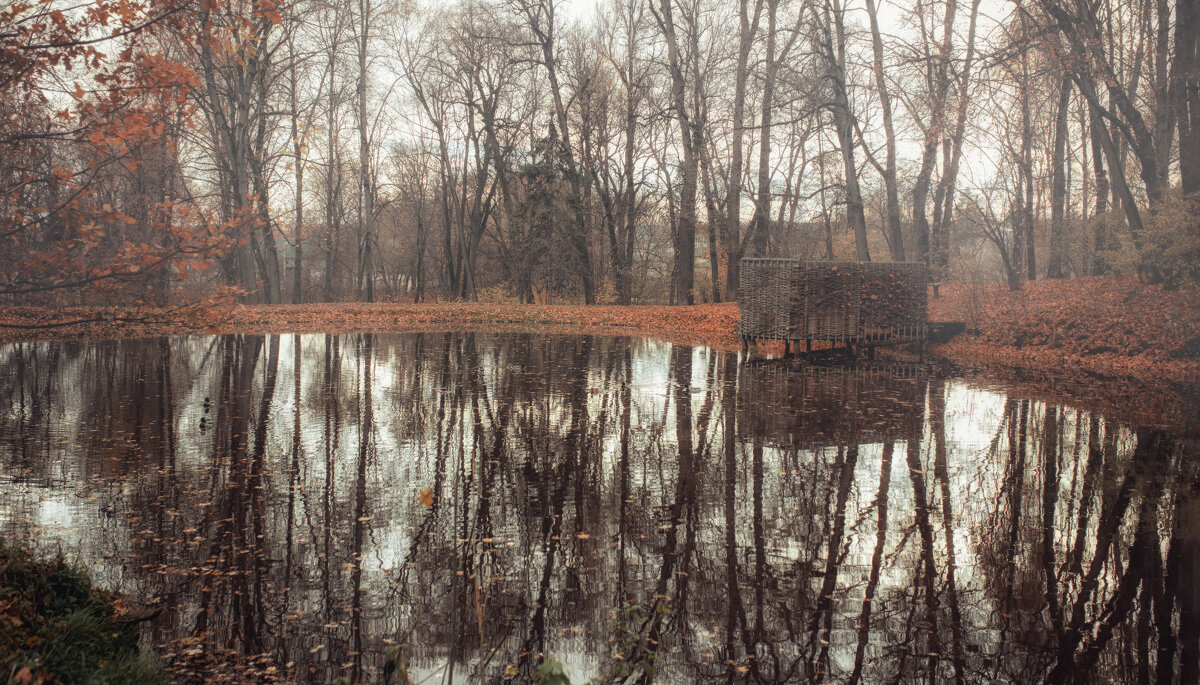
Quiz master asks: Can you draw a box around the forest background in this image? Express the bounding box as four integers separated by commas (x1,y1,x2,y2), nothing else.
1,0,1197,317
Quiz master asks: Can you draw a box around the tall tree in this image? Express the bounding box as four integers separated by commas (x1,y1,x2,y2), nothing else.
597,0,652,305
506,0,597,303
284,2,325,303
651,0,698,304
1047,73,1071,279
193,0,285,303
356,0,374,301
908,0,959,268
864,0,904,261
723,0,763,300
818,0,870,261
929,0,981,273
1178,0,1200,195
318,0,349,301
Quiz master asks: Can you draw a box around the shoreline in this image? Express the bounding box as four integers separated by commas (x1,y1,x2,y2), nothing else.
0,289,1196,395
1,299,1196,380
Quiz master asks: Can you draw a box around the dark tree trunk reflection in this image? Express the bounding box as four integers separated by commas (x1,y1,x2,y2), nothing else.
0,335,1196,684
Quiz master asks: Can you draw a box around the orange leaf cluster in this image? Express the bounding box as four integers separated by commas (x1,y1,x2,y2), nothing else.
1,1,229,307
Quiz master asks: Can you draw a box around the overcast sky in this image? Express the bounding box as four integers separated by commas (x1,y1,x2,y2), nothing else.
561,0,600,21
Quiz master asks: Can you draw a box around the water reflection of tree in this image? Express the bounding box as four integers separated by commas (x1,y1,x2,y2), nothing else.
0,335,1197,683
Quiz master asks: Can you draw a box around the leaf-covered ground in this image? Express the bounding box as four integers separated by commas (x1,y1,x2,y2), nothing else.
0,276,1195,382
926,276,1200,382
0,302,743,350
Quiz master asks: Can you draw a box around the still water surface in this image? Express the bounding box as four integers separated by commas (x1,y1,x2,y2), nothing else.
0,333,1197,683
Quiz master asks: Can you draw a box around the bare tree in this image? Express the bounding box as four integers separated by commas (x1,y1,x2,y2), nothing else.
650,0,698,304
283,2,327,303
1047,66,1071,279
596,0,653,304
723,0,763,300
864,0,904,261
355,0,376,301
929,0,981,274
904,0,961,270
192,0,286,303
1176,0,1199,195
816,0,870,261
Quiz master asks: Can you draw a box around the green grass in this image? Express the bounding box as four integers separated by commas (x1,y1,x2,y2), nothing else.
0,543,167,684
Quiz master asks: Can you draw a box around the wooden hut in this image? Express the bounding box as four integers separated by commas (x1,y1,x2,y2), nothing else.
738,258,928,348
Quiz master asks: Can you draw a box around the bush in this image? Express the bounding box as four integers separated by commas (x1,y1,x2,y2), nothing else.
1142,191,1200,288
1094,190,1200,288
0,543,166,684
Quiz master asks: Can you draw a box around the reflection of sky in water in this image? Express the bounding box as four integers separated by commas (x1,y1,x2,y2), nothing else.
0,334,1195,684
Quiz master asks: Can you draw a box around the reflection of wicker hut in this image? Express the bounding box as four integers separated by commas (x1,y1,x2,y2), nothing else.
739,259,928,346
737,363,926,448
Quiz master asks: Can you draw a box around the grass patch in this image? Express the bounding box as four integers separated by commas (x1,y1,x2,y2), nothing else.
0,542,166,684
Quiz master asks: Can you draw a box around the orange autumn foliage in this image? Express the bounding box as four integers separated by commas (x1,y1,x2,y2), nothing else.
1,1,232,306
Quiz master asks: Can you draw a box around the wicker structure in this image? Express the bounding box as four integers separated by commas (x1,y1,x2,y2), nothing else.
739,259,928,345
738,363,926,448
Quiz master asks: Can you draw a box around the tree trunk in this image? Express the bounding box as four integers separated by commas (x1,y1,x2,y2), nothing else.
818,131,834,260
654,0,697,305
724,0,761,301
690,12,718,303
911,0,958,269
252,29,281,305
930,0,982,275
1179,0,1200,195
911,144,935,266
324,33,340,302
286,29,306,305
1021,49,1035,282
700,146,722,302
1077,71,1150,266
1047,76,1072,279
825,0,870,262
618,36,638,305
357,0,374,303
864,0,903,261
750,0,780,259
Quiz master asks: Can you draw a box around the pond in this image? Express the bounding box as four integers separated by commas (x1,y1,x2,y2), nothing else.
0,333,1197,683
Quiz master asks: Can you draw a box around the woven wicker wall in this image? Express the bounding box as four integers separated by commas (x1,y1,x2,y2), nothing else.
739,259,927,343
739,259,798,339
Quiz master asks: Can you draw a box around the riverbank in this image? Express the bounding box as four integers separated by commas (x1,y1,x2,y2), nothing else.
0,301,744,351
927,276,1200,383
0,276,1196,384
0,544,286,684
0,543,167,683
